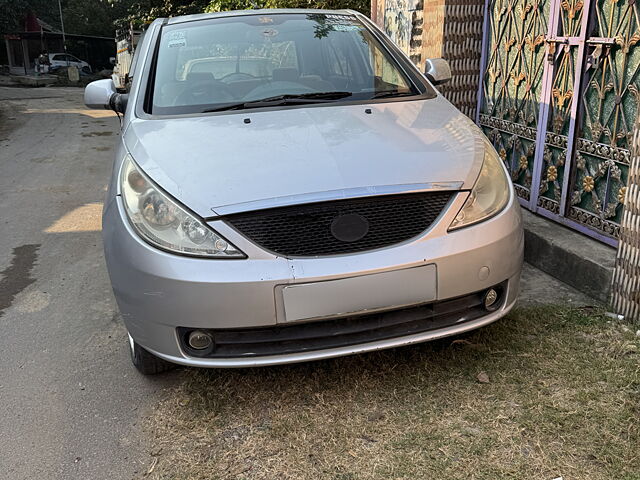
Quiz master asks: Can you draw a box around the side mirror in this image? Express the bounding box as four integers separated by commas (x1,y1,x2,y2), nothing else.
84,78,128,114
424,58,452,86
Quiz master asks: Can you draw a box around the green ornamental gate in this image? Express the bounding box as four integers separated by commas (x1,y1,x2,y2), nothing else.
479,0,640,245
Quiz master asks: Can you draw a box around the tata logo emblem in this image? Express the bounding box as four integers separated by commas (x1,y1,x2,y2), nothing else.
330,213,369,242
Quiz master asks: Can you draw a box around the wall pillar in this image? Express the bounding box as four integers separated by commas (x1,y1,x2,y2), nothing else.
4,38,12,68
372,0,485,119
611,113,640,323
421,0,445,64
21,38,29,75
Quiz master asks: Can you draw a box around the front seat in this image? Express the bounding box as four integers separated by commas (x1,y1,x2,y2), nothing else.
176,72,234,105
272,68,300,82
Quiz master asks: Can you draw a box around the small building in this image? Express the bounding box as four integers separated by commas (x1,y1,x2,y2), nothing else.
3,13,113,75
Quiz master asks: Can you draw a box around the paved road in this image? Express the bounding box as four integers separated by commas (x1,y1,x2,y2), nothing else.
0,87,178,480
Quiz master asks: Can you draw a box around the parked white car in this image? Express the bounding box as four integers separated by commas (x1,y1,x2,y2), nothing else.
48,53,92,73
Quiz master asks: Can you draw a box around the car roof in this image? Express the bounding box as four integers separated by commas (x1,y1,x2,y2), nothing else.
166,8,358,25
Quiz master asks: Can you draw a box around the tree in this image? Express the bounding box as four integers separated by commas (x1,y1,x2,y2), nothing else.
109,0,370,29
63,0,130,37
0,0,59,34
109,0,212,28
205,0,370,15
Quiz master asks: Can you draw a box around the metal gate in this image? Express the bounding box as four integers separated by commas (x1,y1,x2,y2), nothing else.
478,0,640,246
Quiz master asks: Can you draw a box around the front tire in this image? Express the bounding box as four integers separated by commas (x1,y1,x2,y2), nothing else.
128,334,175,375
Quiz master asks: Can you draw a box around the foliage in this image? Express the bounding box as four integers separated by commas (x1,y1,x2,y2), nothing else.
113,0,370,30
0,0,59,34
110,0,212,28
0,0,371,38
0,0,127,38
63,0,130,37
205,0,370,15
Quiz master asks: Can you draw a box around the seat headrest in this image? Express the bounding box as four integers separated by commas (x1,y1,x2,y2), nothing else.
186,72,215,83
272,68,299,82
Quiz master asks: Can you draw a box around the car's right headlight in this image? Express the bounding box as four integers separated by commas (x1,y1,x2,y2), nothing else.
449,146,511,230
120,154,245,258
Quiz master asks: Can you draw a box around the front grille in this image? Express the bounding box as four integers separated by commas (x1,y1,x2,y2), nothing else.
223,192,452,257
178,282,506,358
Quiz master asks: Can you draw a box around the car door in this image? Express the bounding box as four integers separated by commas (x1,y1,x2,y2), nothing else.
51,54,66,68
67,55,82,68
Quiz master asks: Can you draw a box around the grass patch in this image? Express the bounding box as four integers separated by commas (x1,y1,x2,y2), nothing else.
145,306,640,479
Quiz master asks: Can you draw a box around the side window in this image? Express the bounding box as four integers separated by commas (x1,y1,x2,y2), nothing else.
370,47,407,88
128,31,147,82
52,54,64,61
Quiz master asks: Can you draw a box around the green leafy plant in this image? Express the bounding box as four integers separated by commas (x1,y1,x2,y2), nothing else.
205,0,370,15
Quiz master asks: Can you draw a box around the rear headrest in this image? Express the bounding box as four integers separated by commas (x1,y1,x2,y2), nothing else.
272,68,299,82
186,72,215,83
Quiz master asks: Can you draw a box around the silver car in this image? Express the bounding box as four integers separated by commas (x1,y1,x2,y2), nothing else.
84,9,523,374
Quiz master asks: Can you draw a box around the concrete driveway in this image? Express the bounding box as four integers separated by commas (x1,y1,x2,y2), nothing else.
0,87,178,480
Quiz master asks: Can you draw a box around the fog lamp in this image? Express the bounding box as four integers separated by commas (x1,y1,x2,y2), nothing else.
484,289,499,310
188,331,213,350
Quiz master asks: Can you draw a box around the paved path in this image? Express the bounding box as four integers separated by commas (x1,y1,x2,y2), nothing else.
0,87,178,480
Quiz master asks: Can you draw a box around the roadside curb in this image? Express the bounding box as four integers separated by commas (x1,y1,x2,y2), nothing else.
522,210,615,304
0,74,58,87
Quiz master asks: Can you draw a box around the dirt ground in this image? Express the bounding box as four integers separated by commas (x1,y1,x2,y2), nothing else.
146,306,639,480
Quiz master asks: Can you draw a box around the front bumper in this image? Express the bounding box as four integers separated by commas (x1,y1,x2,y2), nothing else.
153,294,518,367
103,190,523,368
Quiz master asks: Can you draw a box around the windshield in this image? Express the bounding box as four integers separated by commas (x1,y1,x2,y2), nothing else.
150,13,421,114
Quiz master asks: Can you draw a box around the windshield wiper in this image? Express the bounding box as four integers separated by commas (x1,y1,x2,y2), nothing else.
371,90,415,99
202,91,353,113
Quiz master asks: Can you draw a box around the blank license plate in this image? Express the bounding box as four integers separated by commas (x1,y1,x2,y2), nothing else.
282,264,437,323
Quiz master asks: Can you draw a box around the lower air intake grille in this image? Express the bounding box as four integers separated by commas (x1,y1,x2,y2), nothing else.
177,282,507,358
223,192,452,257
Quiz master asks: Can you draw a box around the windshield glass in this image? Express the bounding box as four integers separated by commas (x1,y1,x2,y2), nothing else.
151,13,421,114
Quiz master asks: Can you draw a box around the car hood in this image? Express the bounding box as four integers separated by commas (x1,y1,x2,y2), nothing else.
124,96,486,217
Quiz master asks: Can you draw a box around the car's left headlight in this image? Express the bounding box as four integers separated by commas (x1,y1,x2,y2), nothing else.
449,146,511,230
120,154,245,258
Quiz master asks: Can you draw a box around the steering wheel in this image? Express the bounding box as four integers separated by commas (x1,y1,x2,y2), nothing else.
175,80,235,106
220,72,257,83
243,81,316,100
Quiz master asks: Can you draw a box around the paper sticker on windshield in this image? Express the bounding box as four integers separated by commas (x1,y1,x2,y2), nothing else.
258,16,273,24
332,24,360,32
167,30,186,48
324,14,355,22
315,14,359,29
